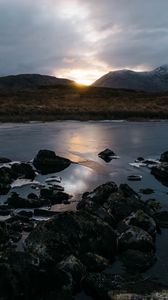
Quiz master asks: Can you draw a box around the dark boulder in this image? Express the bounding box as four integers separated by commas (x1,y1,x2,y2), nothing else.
40,188,70,204
0,222,9,245
120,249,156,271
122,210,156,236
160,151,168,162
0,182,11,195
26,211,117,265
11,163,35,180
0,157,11,163
154,211,168,228
80,252,109,272
118,225,154,252
151,164,168,186
82,272,124,300
33,149,71,174
7,192,49,208
98,149,117,162
34,208,58,218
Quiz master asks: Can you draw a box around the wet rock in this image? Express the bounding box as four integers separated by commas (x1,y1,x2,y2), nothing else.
98,149,117,162
120,249,156,271
0,208,11,216
27,193,38,200
154,211,168,228
118,225,154,252
80,252,109,272
34,208,58,218
57,255,86,290
0,157,11,163
151,164,168,186
11,162,35,180
136,157,145,162
78,182,118,208
145,199,162,214
17,210,33,219
82,272,124,300
7,192,49,208
26,211,117,266
107,186,145,222
0,221,9,244
40,188,70,204
160,151,168,162
33,149,71,174
123,210,156,236
10,232,22,243
0,183,11,195
139,188,154,195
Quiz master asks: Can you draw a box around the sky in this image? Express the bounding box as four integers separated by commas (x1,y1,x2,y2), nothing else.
0,0,168,84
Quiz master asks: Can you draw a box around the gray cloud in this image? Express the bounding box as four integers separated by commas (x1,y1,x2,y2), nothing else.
0,0,168,82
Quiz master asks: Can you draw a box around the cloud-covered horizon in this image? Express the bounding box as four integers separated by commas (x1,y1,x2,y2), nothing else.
0,0,168,84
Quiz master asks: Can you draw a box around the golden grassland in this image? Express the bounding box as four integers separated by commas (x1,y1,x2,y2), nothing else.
0,84,168,121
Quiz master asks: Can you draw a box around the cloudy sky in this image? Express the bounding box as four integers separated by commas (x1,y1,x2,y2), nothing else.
0,0,168,84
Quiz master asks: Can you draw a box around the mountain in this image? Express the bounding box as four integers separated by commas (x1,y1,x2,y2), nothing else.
93,65,168,92
0,74,74,90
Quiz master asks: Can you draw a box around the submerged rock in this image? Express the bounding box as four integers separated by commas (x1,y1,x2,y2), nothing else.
139,188,154,195
26,211,117,265
33,149,71,174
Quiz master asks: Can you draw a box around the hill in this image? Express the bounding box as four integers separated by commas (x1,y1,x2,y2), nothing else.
93,65,168,92
0,74,74,90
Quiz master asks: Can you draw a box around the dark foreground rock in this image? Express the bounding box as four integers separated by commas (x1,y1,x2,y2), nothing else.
7,192,49,208
151,163,168,186
33,149,71,174
82,272,167,300
26,211,117,265
0,157,11,163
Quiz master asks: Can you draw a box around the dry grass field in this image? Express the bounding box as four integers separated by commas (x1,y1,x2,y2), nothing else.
0,84,168,121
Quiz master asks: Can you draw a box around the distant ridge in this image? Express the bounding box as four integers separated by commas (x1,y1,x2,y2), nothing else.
0,74,74,90
93,65,168,92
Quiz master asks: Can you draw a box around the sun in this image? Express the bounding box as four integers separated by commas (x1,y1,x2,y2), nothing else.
56,68,106,86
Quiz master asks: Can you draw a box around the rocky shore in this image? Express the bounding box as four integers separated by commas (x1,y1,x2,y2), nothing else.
0,149,168,299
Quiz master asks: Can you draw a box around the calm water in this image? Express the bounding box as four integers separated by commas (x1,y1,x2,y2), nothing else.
1,120,168,286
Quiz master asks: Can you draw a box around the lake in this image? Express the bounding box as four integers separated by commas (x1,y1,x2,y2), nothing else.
0,120,168,288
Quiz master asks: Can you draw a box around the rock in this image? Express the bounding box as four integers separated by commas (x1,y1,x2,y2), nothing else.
7,192,49,208
0,208,11,216
98,149,118,162
78,182,118,208
0,167,13,184
17,210,33,219
118,225,154,252
0,222,9,244
40,188,70,204
33,149,71,174
0,182,11,195
145,199,162,214
154,211,168,228
136,157,145,162
80,252,109,272
82,273,124,300
34,208,58,218
10,232,22,243
127,175,142,181
123,210,156,236
120,249,156,271
57,255,86,289
11,163,35,180
26,211,117,266
0,157,11,163
107,185,145,222
151,164,168,186
27,193,38,200
160,151,168,162
139,188,154,195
